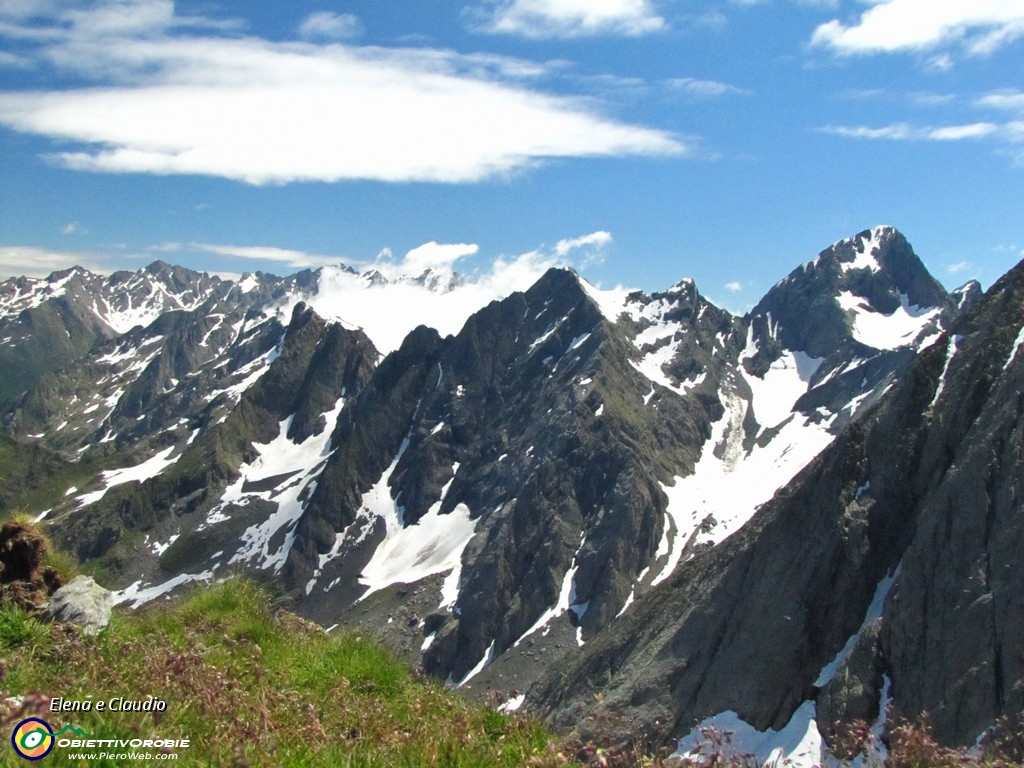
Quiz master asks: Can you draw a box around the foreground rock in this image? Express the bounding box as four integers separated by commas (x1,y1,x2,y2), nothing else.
44,575,113,636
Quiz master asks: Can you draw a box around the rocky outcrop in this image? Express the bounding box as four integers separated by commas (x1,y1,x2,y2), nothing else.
44,575,113,636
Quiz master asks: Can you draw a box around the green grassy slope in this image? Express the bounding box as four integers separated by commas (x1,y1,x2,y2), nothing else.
0,579,579,767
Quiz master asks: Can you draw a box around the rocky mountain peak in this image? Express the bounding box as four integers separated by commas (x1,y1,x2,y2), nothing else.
743,227,952,385
951,279,983,313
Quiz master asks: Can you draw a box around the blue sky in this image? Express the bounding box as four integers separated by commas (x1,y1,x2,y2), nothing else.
1,0,1022,311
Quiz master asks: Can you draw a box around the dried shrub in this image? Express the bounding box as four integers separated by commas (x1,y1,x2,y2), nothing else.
829,717,874,761
887,713,963,768
980,712,1024,765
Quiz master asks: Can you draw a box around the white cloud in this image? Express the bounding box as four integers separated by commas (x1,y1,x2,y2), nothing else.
0,49,31,68
732,0,839,8
0,4,683,185
811,0,1024,58
926,53,955,71
62,220,80,235
396,242,480,274
196,244,342,270
481,0,665,38
298,12,363,41
146,242,184,253
927,122,998,140
0,244,112,278
977,89,1024,112
553,230,612,258
910,92,956,107
820,121,1000,141
667,77,749,97
820,123,914,140
946,260,972,274
725,281,743,292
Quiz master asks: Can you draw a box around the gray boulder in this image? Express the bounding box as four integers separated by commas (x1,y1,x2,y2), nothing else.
44,575,113,635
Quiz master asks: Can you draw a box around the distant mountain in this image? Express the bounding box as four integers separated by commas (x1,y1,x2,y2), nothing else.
532,248,1024,761
1,226,1013,764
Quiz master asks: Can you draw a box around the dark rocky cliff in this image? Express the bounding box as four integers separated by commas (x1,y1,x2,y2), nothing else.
529,257,1024,753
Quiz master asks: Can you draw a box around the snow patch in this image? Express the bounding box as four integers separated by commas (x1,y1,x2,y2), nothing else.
741,350,822,430
150,534,180,557
675,703,823,768
514,532,587,645
578,278,634,324
653,387,836,584
841,233,883,273
224,398,345,572
359,497,476,601
451,640,496,688
567,332,591,352
836,292,941,351
76,445,179,508
114,567,218,610
356,460,477,602
498,694,525,714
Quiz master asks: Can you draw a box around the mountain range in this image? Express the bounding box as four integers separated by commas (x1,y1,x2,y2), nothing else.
2,225,1019,765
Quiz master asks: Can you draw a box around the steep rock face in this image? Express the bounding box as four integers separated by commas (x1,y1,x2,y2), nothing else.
529,257,1024,753
0,434,72,514
291,268,723,686
50,303,379,586
747,227,947,366
878,262,1024,744
286,231,958,696
4,304,284,459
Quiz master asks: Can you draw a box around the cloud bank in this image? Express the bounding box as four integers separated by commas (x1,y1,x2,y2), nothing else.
481,0,665,38
0,2,683,185
811,0,1024,58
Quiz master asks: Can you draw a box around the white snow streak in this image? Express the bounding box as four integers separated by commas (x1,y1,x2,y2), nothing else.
1004,324,1024,371
815,568,897,687
222,397,346,572
114,568,218,610
929,335,963,410
451,641,496,689
514,532,587,645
